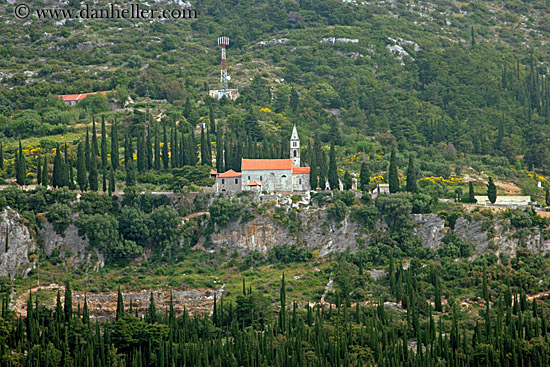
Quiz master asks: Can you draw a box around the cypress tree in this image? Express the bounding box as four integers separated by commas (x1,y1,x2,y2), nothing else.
109,167,115,196
85,127,91,171
68,159,75,190
15,139,25,186
36,155,41,185
209,104,216,135
137,130,145,173
0,142,3,170
64,281,72,322
170,128,177,168
116,287,124,321
89,145,99,191
111,119,119,171
162,124,169,170
154,124,160,171
388,147,399,194
41,155,48,187
216,130,223,172
406,153,417,193
91,118,99,158
546,188,550,207
487,177,497,204
188,131,198,166
146,292,156,323
52,143,64,188
101,117,108,191
62,143,69,187
77,142,87,191
125,136,136,187
146,126,153,170
200,126,208,165
360,161,369,191
469,181,475,203
327,142,338,190
206,126,213,166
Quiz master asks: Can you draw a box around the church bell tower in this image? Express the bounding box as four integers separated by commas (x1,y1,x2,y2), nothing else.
290,124,300,167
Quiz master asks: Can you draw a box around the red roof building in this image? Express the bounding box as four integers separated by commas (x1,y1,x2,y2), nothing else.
58,91,112,106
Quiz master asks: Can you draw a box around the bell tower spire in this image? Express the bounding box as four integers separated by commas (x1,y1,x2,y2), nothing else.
290,124,300,167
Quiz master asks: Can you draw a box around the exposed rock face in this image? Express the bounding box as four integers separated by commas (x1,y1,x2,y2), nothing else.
210,209,358,255
38,221,104,271
211,210,550,258
0,207,36,278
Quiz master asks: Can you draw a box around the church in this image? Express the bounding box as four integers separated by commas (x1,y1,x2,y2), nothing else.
213,125,310,193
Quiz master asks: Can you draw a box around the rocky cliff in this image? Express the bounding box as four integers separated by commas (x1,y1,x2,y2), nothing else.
0,207,36,278
211,210,550,258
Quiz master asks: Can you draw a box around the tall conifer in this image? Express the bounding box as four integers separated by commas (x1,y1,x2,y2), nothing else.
388,147,399,194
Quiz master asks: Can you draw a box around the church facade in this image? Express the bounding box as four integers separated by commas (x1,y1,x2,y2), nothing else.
214,125,310,193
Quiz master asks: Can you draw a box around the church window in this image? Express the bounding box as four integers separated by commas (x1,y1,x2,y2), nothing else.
293,150,297,157
248,176,251,181
282,175,287,178
235,179,238,184
260,176,262,181
221,179,225,184
299,178,302,184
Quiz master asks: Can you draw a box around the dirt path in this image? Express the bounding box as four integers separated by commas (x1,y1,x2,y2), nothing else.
182,211,210,221
13,284,64,317
527,290,550,301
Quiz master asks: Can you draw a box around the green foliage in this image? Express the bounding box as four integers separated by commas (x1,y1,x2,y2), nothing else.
45,203,72,236
351,204,378,230
267,244,312,264
209,199,241,227
327,199,347,222
388,147,399,194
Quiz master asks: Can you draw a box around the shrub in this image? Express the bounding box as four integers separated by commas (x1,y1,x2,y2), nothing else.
45,203,72,236
327,199,347,222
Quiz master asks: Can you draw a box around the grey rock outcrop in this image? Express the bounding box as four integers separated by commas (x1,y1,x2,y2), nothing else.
38,221,104,271
0,207,37,278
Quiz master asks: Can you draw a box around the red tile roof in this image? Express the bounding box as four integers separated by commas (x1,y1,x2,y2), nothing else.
210,169,218,175
246,180,262,186
218,169,241,178
292,167,310,174
241,159,293,171
58,91,111,102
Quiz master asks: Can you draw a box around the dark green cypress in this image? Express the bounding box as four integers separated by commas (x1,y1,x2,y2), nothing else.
116,287,124,321
62,143,69,187
206,126,213,166
111,119,119,171
68,158,75,190
41,155,48,187
388,147,399,194
77,142,87,191
154,124,160,171
200,126,208,165
92,118,99,158
15,140,25,186
215,131,223,172
101,116,108,191
545,188,550,207
36,155,41,185
137,130,145,173
89,144,99,191
469,181,475,203
52,143,63,188
406,153,417,193
109,167,115,196
85,127,91,171
170,128,177,169
146,292,156,324
146,126,153,170
359,161,369,192
327,142,338,190
64,281,72,322
0,142,3,170
162,124,169,170
188,131,198,166
125,135,136,187
487,177,497,204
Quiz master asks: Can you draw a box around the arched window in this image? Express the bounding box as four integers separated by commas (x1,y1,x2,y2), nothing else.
293,150,297,157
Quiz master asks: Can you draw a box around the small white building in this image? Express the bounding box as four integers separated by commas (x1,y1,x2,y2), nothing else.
371,183,390,199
